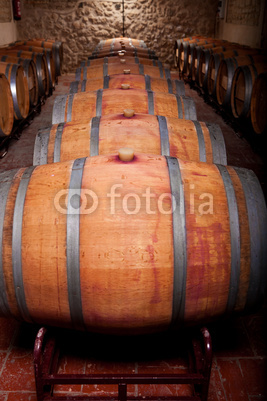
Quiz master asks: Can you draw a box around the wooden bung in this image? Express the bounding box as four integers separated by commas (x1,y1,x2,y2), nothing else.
118,147,135,161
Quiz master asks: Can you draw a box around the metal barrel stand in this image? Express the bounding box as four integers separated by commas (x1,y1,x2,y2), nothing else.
34,326,212,401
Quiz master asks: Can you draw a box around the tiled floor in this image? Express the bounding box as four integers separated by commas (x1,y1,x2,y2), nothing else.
0,73,266,401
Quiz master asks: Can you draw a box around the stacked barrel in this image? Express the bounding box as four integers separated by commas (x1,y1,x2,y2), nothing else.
175,36,267,135
0,37,266,335
0,38,62,140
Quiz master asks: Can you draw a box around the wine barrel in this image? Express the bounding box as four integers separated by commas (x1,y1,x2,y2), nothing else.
0,55,39,107
52,89,197,124
0,49,49,97
81,55,163,67
191,42,229,81
230,63,267,118
0,62,30,120
33,114,226,165
186,42,218,77
0,73,14,137
88,48,157,60
178,38,217,73
197,45,259,88
206,50,240,96
0,153,266,334
92,43,152,55
96,37,147,50
70,74,185,96
250,73,267,134
198,46,238,87
174,36,204,68
75,63,180,81
11,45,56,91
18,39,62,77
216,54,266,106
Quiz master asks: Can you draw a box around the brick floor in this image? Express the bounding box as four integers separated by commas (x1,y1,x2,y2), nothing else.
0,73,266,401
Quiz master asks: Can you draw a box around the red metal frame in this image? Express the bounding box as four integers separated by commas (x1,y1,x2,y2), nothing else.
34,327,212,401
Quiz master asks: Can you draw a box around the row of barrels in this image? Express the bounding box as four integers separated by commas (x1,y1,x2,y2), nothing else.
175,35,267,134
0,38,63,139
0,37,266,335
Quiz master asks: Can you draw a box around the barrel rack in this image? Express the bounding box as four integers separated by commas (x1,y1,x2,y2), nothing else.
34,326,212,401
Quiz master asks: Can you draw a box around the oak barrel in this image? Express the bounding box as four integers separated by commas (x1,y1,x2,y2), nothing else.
0,62,30,120
216,54,266,106
70,74,185,96
10,44,56,90
191,43,230,81
0,49,49,97
174,35,204,67
52,89,197,124
18,39,62,77
180,39,225,75
81,55,163,67
33,114,226,165
250,73,267,134
0,73,14,137
75,63,180,81
230,63,267,118
92,44,153,55
206,50,240,96
96,37,147,50
0,153,266,334
0,55,39,107
198,46,238,88
197,46,259,88
88,48,157,60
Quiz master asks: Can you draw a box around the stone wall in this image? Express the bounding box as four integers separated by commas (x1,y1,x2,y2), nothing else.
0,0,12,22
17,0,218,74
